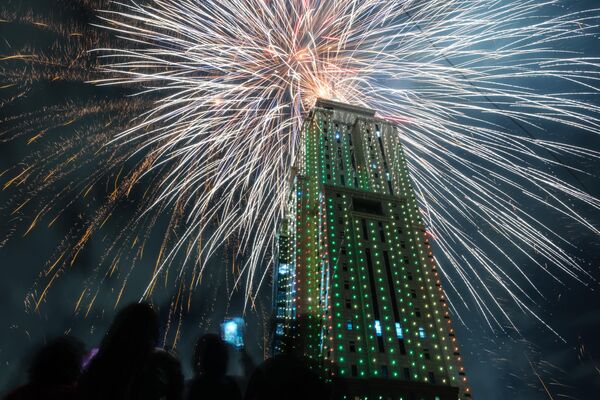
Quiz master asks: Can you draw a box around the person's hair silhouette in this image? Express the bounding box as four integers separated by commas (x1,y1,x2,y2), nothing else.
137,348,184,400
4,336,85,400
78,302,165,400
186,334,241,400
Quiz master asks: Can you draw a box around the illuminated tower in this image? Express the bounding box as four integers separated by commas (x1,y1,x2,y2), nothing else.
272,99,471,400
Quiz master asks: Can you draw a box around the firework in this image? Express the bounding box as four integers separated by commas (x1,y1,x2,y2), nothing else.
2,0,600,341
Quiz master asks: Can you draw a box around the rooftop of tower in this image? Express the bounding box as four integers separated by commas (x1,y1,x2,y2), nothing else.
315,98,376,118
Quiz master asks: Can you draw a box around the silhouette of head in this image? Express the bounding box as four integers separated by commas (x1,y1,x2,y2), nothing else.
192,334,228,377
99,302,159,360
28,336,85,386
138,349,184,400
78,303,161,400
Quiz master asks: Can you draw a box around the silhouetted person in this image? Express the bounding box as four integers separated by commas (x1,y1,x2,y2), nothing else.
78,302,182,400
186,334,241,400
137,348,184,400
4,336,85,400
244,355,330,400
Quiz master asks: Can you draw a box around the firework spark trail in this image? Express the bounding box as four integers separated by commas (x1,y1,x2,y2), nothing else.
0,1,172,315
81,0,600,331
2,0,600,339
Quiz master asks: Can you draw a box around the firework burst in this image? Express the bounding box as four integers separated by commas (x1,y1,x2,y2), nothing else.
2,0,600,340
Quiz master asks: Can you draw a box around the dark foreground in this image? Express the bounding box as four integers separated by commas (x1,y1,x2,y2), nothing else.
3,303,329,400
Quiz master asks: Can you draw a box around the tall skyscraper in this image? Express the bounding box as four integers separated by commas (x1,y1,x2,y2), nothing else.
272,99,471,400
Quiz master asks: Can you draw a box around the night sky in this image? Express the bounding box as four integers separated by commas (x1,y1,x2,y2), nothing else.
1,1,599,399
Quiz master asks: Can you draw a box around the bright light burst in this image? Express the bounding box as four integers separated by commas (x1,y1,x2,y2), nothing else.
3,0,600,337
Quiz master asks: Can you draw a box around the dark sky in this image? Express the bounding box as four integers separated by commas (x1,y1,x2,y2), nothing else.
1,1,599,399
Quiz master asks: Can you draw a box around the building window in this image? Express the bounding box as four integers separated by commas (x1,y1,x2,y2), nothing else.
377,336,385,353
374,320,382,336
398,339,406,355
419,327,426,339
345,299,352,309
351,365,358,377
428,372,436,384
349,341,356,353
361,219,369,240
346,320,353,331
381,365,389,378
378,222,385,242
354,198,384,215
395,322,403,339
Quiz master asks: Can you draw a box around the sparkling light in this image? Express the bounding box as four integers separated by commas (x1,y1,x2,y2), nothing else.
3,0,599,337
95,0,600,332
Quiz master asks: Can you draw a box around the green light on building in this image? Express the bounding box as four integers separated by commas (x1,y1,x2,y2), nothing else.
272,99,471,400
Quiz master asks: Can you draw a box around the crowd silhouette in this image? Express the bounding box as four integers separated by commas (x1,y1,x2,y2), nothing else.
4,303,330,400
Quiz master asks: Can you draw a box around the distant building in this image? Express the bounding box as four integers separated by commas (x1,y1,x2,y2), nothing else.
272,99,471,399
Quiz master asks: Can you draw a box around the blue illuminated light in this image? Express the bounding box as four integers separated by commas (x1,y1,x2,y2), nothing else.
279,263,290,275
221,318,245,349
346,320,353,331
418,327,426,339
395,322,403,339
374,320,382,336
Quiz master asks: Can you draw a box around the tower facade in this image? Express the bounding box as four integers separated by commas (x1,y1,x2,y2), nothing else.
272,99,471,399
